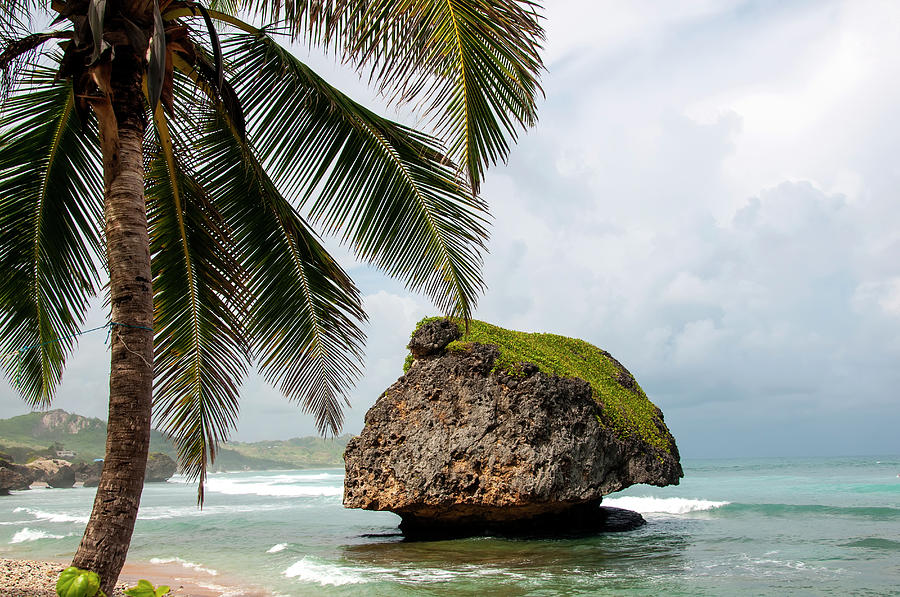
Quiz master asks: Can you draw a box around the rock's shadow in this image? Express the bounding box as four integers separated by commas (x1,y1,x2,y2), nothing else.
338,519,692,595
396,505,648,541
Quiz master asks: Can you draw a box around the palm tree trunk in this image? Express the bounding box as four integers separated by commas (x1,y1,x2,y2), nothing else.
71,48,154,594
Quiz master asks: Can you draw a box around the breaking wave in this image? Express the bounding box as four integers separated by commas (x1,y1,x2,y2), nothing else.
149,557,218,576
283,558,368,586
10,528,68,543
603,496,730,515
13,507,89,524
202,477,342,498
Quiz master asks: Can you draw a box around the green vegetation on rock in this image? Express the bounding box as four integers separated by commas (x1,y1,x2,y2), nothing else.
408,318,671,453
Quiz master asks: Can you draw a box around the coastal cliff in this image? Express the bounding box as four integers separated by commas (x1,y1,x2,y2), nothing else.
344,318,683,537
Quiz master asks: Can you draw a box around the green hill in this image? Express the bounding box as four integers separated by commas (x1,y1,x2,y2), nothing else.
0,409,349,471
0,410,174,463
217,436,351,471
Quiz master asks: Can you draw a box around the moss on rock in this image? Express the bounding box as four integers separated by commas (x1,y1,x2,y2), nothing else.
406,317,672,454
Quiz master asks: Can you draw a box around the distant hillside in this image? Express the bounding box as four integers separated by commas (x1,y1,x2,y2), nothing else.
0,410,174,462
217,436,351,471
0,409,349,471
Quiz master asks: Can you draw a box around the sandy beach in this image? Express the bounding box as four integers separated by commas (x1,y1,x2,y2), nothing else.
0,558,270,597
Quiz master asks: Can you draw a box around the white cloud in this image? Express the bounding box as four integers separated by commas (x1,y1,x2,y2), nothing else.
543,0,745,66
467,0,900,455
853,278,900,318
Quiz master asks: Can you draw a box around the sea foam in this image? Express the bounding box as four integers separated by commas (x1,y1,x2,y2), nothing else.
149,557,218,576
603,496,730,515
204,477,342,498
10,527,67,543
137,502,294,521
283,558,368,586
266,472,344,482
282,559,529,586
13,507,89,524
194,582,246,597
267,543,288,553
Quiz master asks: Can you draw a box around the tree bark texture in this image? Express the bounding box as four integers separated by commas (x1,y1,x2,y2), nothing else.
71,47,154,594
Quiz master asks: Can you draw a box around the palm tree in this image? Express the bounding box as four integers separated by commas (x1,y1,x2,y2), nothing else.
0,0,543,591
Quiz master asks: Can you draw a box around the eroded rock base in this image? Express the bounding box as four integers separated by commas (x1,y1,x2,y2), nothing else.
398,504,646,540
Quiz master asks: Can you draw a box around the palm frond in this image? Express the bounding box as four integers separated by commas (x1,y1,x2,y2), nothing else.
0,1,45,28
0,25,64,103
268,0,545,193
348,0,545,193
224,30,489,319
233,2,544,192
147,80,251,497
207,0,242,16
0,64,103,406
173,47,367,436
1,32,69,73
239,0,346,41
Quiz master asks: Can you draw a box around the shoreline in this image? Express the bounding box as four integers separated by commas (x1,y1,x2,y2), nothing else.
0,557,272,597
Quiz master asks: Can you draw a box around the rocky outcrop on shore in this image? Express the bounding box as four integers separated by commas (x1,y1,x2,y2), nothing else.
344,318,683,538
0,467,30,495
145,453,177,482
73,461,103,487
0,452,175,494
25,458,75,488
0,455,36,494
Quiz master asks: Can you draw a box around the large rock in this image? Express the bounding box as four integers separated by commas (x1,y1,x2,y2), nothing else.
0,467,31,494
0,457,36,491
26,458,75,488
47,466,76,488
145,452,177,482
73,461,103,487
344,318,683,538
407,317,460,359
62,454,175,487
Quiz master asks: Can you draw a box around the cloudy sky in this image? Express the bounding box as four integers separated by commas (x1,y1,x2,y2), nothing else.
2,0,899,457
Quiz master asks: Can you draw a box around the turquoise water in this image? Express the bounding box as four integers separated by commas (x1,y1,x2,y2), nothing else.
2,457,899,596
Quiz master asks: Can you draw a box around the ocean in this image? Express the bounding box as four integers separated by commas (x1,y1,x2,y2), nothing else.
2,457,899,596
